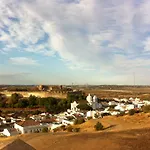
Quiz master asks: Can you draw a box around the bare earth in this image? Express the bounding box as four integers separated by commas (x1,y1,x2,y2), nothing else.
1,113,150,150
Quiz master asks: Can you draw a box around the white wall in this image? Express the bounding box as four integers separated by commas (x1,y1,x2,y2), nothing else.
14,123,45,134
3,129,10,136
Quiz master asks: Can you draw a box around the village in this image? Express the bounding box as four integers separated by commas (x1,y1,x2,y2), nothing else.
0,92,150,137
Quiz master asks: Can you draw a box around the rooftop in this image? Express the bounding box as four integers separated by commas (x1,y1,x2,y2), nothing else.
16,120,40,127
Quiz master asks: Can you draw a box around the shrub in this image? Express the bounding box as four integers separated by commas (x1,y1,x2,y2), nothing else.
60,125,66,131
74,119,78,125
67,126,73,132
52,127,60,132
72,128,80,132
77,118,85,124
87,117,92,120
94,122,103,131
42,127,48,133
94,113,99,118
128,109,135,116
142,105,150,113
119,111,125,116
74,118,85,125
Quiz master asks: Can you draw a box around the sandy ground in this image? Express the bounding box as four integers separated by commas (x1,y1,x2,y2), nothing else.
1,113,150,150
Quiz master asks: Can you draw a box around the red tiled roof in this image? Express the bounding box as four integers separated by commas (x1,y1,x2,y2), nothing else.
40,118,55,123
16,120,40,127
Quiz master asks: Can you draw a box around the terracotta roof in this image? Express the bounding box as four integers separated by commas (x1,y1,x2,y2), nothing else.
16,120,40,127
40,118,55,123
0,139,36,150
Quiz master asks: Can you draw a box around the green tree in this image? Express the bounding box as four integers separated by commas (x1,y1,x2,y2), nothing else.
77,103,93,110
17,99,29,108
28,95,37,107
0,95,6,108
9,93,21,107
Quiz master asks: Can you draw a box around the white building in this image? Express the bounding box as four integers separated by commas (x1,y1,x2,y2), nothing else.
92,95,102,110
108,101,118,106
3,128,19,137
86,110,99,119
49,122,63,131
86,94,93,105
126,104,134,110
86,94,102,110
14,120,46,134
62,119,74,126
71,101,79,112
114,103,126,111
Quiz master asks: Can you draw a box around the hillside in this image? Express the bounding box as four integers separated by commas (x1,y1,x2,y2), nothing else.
1,113,150,150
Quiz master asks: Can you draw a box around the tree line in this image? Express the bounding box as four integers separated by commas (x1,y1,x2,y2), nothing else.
0,92,90,114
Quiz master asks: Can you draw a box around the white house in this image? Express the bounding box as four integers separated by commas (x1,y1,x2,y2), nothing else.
125,104,135,110
14,120,46,134
108,101,118,106
71,101,79,112
3,128,19,137
62,119,74,126
114,103,126,111
49,122,63,131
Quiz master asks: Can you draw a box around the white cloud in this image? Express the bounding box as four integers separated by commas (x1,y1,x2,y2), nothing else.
9,57,38,65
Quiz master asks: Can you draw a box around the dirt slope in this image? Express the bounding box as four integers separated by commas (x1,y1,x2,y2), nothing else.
1,113,150,150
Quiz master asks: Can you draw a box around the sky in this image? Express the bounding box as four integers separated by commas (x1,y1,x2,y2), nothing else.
1,0,150,85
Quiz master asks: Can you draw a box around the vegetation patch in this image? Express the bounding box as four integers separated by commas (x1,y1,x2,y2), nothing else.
128,109,135,116
74,118,85,125
142,105,150,113
94,122,104,131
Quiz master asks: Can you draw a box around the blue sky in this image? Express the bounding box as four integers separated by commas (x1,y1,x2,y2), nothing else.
1,0,150,85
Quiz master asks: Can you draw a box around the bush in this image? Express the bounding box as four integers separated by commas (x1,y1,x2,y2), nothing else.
60,125,66,131
119,111,125,116
74,118,85,125
52,127,60,132
87,117,92,120
142,105,150,113
94,113,99,118
94,122,103,131
72,128,80,132
128,109,135,116
42,127,48,133
67,126,73,132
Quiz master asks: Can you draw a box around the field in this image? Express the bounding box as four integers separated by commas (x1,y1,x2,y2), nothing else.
83,86,150,99
1,113,150,150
